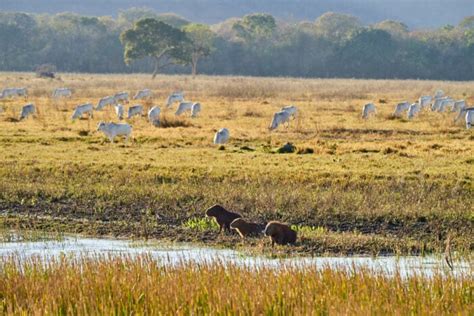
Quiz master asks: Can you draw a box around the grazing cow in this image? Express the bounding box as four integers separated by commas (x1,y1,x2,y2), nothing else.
53,88,72,98
19,104,35,120
393,101,410,116
115,104,124,120
466,109,474,129
362,103,376,119
97,121,132,143
419,96,432,108
96,96,116,110
269,110,292,130
407,103,421,119
175,102,193,116
452,100,466,113
148,106,161,126
434,90,444,98
431,96,447,111
281,105,298,118
214,128,230,144
205,204,242,234
114,92,129,103
1,87,27,99
133,89,152,100
16,88,27,98
264,221,297,247
230,218,264,238
454,107,474,123
191,102,201,117
127,105,143,119
71,103,93,120
1,88,16,99
438,98,455,112
166,92,184,107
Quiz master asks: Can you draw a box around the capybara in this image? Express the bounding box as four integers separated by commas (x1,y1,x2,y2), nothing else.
230,218,264,238
264,221,297,246
205,204,242,233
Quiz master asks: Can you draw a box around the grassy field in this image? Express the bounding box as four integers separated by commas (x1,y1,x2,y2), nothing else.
0,73,473,255
1,255,472,315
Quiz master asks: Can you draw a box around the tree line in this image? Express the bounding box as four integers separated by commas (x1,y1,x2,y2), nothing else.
1,8,474,80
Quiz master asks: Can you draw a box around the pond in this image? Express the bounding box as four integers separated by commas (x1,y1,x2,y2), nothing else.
0,234,471,277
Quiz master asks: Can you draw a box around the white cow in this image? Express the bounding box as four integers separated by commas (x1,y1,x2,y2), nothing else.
418,96,432,108
133,89,152,100
281,105,298,118
407,103,421,119
438,98,455,112
214,128,230,144
114,92,129,103
148,106,161,126
175,102,193,116
466,109,474,129
431,96,447,111
393,101,410,116
71,103,93,120
53,88,72,98
191,103,201,118
115,104,124,120
0,88,17,99
127,105,143,119
166,92,184,107
20,104,35,120
96,96,116,110
362,103,376,119
455,107,474,123
97,122,132,143
452,100,466,113
269,110,292,130
1,87,27,99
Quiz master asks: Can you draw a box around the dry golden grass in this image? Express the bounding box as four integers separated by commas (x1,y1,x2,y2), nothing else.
0,255,472,315
0,72,472,254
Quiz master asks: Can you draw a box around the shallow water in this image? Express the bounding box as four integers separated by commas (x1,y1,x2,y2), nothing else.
0,235,471,277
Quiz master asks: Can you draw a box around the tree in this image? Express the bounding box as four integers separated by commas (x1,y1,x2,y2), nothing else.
182,23,215,76
314,12,362,41
373,20,409,38
120,18,189,78
232,13,276,42
459,16,474,29
156,13,190,29
335,29,395,78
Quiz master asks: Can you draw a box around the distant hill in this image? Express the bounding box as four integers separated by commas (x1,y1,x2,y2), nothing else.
0,0,472,29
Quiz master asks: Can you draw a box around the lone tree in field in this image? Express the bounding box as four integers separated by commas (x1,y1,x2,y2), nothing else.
120,18,189,78
182,23,215,76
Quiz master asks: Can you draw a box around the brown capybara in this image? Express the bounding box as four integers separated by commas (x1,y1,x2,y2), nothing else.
264,221,297,247
205,204,242,233
230,218,264,238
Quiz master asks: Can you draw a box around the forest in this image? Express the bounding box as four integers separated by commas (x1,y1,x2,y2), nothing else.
1,8,474,80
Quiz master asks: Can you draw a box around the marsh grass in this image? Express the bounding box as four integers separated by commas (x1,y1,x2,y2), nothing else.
0,73,472,255
0,255,472,315
183,217,219,231
159,114,193,128
0,229,64,242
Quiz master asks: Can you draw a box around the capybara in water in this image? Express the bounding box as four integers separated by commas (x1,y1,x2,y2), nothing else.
264,221,297,246
230,218,264,238
205,204,242,233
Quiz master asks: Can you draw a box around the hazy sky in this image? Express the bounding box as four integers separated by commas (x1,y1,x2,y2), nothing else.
1,0,473,29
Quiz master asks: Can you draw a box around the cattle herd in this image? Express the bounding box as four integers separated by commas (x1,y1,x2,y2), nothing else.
362,89,474,127
0,86,473,145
